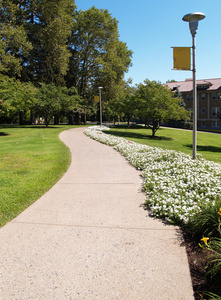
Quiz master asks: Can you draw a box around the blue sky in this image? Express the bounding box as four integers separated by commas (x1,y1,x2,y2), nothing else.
75,0,220,85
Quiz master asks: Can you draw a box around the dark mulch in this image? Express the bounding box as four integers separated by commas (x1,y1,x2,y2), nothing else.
182,230,221,299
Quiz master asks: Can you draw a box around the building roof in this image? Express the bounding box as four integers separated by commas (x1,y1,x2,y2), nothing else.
165,78,221,92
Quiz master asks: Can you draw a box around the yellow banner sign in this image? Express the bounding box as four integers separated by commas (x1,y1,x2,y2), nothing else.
94,96,99,103
173,47,191,70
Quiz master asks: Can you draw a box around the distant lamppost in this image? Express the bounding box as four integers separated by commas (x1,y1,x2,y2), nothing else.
182,12,205,159
98,87,103,127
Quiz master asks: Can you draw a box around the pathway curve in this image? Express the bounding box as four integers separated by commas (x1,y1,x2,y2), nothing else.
0,127,194,299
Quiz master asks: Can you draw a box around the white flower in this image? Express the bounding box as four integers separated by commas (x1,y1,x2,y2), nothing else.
84,126,221,225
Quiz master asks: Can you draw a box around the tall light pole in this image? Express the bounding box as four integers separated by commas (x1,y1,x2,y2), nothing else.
98,87,103,127
182,12,205,159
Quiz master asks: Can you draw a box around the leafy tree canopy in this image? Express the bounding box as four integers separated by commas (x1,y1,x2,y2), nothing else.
136,79,190,136
35,83,79,127
0,74,37,123
0,2,133,124
0,0,32,76
66,6,132,100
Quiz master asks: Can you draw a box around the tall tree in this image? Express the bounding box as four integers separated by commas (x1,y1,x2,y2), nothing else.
20,0,76,85
107,80,137,126
66,6,132,100
136,79,190,137
0,0,32,77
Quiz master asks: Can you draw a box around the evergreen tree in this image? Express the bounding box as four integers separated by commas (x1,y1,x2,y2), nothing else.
21,0,76,85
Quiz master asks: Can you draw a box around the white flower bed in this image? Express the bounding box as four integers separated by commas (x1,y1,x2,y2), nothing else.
84,126,221,225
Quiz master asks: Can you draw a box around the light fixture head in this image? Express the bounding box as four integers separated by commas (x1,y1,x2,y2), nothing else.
183,12,205,36
182,12,205,22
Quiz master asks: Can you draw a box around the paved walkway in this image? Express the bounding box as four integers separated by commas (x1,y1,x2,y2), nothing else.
0,127,194,299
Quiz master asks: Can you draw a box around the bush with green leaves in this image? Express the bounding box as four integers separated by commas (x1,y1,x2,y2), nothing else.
189,201,221,239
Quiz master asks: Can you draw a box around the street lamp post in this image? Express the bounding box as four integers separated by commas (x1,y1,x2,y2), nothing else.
182,12,205,159
98,87,103,127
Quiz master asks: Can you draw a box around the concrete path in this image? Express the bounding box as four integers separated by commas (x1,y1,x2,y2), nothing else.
0,127,194,299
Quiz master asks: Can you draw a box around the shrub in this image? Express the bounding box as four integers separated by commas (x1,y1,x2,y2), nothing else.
188,201,221,239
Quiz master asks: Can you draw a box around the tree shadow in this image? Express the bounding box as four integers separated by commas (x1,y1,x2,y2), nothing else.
186,144,221,153
0,125,61,129
105,129,173,141
0,132,9,136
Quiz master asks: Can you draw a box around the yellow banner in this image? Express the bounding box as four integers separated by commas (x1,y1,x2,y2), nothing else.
94,96,99,103
173,47,191,70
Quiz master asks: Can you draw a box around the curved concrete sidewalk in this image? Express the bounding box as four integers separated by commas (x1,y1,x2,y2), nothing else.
0,127,194,299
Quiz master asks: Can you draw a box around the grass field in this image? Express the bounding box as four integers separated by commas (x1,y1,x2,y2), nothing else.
104,126,221,163
0,125,83,227
1,124,220,228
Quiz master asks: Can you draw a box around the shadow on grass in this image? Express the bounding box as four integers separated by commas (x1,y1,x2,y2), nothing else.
0,124,64,129
0,132,9,136
186,144,221,153
105,130,173,141
0,124,88,130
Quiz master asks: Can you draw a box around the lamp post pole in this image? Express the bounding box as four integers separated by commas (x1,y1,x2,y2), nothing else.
192,32,197,160
98,87,103,128
182,12,205,159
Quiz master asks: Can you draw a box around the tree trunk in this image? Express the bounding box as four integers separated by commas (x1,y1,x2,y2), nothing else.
45,116,49,127
30,109,35,125
127,115,130,127
54,114,59,125
68,114,74,125
19,111,24,125
151,120,159,137
74,112,81,125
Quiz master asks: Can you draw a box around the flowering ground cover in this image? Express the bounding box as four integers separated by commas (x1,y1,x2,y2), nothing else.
84,126,221,227
85,125,221,298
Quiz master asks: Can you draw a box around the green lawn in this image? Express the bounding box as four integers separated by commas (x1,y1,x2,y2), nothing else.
104,126,221,163
0,125,84,227
1,124,220,228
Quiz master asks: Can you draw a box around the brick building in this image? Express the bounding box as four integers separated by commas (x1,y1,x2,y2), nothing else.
165,78,221,129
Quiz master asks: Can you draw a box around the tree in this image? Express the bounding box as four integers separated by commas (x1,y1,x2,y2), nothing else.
0,74,37,124
66,6,132,100
106,80,137,126
166,79,177,83
0,3,132,125
106,81,127,125
136,79,190,137
17,0,76,85
35,83,79,127
0,0,32,77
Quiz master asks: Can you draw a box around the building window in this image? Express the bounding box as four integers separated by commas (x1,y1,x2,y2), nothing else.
201,107,206,115
186,94,190,101
212,93,216,100
201,93,206,100
217,93,221,99
212,121,219,127
201,121,205,127
212,107,221,117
